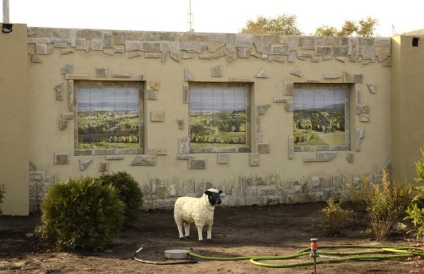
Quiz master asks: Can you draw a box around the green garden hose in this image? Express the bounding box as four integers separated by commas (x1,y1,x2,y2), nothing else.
187,245,424,268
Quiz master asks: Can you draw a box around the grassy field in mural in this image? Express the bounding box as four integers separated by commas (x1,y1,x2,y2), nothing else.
77,111,140,149
190,112,247,147
293,107,345,146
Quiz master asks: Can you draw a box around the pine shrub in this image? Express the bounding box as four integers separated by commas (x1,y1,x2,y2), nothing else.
99,171,143,226
36,177,124,251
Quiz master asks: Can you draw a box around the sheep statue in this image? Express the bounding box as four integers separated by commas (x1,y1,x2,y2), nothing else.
174,188,222,242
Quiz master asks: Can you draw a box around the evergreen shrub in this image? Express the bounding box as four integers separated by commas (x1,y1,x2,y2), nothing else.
99,171,143,226
36,177,124,251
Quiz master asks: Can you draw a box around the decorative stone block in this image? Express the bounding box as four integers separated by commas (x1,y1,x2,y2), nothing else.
55,83,64,101
128,52,142,59
148,148,167,155
147,81,160,100
249,153,260,167
360,113,370,122
59,119,67,131
112,73,132,78
91,39,102,51
284,82,294,96
184,68,194,81
343,71,352,82
177,118,184,129
323,74,341,79
256,69,269,78
356,127,365,152
35,44,53,55
229,77,250,82
211,66,223,77
217,153,229,164
273,98,288,103
188,158,207,169
183,83,189,104
65,74,90,80
178,137,189,154
68,80,74,111
177,154,194,160
145,53,161,58
61,113,74,120
105,155,124,160
226,54,237,63
284,101,293,112
61,49,74,55
131,155,157,166
61,64,73,75
346,152,354,163
100,162,109,172
257,104,271,115
31,55,42,63
213,48,227,59
288,136,294,160
257,143,270,154
54,153,70,165
290,68,302,77
352,73,363,83
200,54,213,60
96,67,108,77
356,105,370,115
367,83,377,94
79,159,93,171
150,111,165,122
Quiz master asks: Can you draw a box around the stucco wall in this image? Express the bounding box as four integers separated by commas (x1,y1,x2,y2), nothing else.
0,24,30,215
22,27,394,211
391,35,424,182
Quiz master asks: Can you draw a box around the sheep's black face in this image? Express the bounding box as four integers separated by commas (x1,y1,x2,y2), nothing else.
205,190,222,206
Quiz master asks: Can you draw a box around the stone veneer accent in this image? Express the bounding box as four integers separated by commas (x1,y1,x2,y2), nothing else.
27,28,391,66
26,27,393,212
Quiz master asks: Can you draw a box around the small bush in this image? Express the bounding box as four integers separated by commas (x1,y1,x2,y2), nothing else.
0,184,6,215
99,171,143,226
36,177,124,251
366,169,410,240
405,147,424,238
321,198,355,236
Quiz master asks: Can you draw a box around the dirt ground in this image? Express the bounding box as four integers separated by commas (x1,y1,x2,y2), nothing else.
0,202,415,273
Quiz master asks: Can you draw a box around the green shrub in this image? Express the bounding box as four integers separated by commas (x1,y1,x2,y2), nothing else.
321,198,355,236
366,169,410,240
36,177,124,251
405,147,424,238
0,184,5,215
99,171,143,226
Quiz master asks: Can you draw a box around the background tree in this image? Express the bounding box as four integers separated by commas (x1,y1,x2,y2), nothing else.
240,14,302,35
315,17,378,37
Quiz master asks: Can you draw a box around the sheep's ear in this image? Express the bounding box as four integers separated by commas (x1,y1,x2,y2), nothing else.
204,190,211,195
219,190,222,194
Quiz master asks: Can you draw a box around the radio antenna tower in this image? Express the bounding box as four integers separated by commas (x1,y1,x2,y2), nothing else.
188,0,194,32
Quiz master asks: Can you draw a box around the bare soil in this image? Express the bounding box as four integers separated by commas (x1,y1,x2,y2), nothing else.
0,202,413,273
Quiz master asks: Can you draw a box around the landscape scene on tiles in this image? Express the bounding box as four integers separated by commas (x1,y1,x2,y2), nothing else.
293,87,346,147
190,87,247,147
77,87,140,149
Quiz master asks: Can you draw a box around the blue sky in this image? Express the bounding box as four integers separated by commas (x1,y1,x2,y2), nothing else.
2,0,422,36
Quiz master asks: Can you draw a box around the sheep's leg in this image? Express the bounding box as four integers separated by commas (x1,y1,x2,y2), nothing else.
196,225,204,242
206,225,212,240
176,221,185,240
184,222,190,238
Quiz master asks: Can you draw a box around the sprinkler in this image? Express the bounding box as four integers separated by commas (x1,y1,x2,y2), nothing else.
310,238,319,274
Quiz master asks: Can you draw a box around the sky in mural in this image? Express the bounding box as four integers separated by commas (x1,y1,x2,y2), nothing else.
2,0,422,37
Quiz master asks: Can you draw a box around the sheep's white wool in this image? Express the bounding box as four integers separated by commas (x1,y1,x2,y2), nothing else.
174,188,220,241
